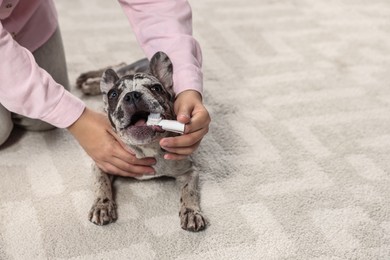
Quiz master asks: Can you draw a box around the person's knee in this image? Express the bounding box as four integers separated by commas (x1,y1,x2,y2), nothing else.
0,108,13,146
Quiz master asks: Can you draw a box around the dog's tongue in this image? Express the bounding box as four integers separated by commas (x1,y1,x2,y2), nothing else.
134,119,147,126
133,118,164,132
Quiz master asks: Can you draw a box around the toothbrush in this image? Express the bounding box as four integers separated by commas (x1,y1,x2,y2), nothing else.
146,113,185,134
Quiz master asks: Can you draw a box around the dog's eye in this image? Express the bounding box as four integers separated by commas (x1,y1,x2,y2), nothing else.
150,84,163,92
108,89,118,99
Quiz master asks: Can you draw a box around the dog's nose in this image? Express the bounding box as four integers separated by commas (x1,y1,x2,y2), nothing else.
124,91,142,103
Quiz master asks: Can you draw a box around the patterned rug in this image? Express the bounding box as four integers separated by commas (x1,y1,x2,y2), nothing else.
1,0,390,259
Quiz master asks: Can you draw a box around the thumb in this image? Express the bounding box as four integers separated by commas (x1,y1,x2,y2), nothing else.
107,127,135,155
175,104,192,124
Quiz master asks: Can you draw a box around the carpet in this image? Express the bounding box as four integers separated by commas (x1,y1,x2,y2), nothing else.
1,0,390,259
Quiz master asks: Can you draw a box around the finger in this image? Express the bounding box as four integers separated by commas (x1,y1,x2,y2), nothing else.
102,165,148,178
111,156,155,175
160,127,208,148
163,140,201,156
95,162,138,177
108,130,157,166
113,150,156,166
107,128,137,155
163,153,189,160
109,141,156,166
184,110,211,134
175,102,192,124
97,161,155,177
177,113,191,124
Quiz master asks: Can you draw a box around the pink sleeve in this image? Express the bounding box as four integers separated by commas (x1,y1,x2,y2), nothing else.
118,0,203,96
0,22,85,128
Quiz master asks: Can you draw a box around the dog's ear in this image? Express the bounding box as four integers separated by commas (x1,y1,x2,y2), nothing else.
100,69,119,94
149,52,174,96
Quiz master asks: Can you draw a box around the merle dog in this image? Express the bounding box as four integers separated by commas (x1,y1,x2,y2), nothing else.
76,52,207,231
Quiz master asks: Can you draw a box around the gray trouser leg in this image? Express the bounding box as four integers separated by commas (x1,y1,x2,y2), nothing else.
0,104,13,146
12,27,70,131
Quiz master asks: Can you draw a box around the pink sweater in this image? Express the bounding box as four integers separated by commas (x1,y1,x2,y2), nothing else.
0,0,203,128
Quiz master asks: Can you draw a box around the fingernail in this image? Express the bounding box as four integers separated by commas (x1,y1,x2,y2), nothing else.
179,114,190,119
178,114,191,124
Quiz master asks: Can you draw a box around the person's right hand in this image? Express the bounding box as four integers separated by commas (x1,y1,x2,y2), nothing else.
67,107,156,177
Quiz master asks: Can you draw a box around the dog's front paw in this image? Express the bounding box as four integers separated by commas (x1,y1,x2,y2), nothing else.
88,198,117,226
179,207,207,232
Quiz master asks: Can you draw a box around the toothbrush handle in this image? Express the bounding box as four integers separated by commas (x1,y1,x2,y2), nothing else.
159,120,185,134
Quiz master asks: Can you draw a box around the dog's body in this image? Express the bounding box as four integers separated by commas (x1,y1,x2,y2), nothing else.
76,52,207,232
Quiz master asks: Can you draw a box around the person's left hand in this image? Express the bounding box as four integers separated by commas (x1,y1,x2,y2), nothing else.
159,90,211,160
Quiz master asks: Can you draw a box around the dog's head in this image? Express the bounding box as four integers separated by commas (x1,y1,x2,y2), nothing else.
100,52,176,146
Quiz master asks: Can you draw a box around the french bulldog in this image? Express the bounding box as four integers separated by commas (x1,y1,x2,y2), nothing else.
76,52,207,232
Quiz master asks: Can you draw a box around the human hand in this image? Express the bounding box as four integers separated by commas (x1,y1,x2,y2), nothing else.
159,90,211,160
67,108,156,177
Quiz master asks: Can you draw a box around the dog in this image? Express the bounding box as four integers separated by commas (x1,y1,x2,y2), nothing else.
76,52,207,232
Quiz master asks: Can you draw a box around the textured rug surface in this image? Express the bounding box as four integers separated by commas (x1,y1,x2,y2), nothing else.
1,0,390,259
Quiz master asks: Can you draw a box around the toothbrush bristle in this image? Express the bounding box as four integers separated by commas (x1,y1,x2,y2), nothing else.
148,113,160,118
147,113,161,126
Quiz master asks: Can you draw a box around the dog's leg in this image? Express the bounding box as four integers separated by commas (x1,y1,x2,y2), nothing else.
88,164,117,225
76,63,126,95
177,171,207,232
115,58,149,76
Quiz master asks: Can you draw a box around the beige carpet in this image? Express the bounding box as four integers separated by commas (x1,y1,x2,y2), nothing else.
1,0,390,259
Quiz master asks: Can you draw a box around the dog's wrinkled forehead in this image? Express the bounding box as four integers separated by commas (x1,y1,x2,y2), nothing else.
115,73,160,92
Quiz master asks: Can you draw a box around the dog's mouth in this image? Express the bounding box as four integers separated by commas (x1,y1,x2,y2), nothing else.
129,111,149,127
122,111,165,134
